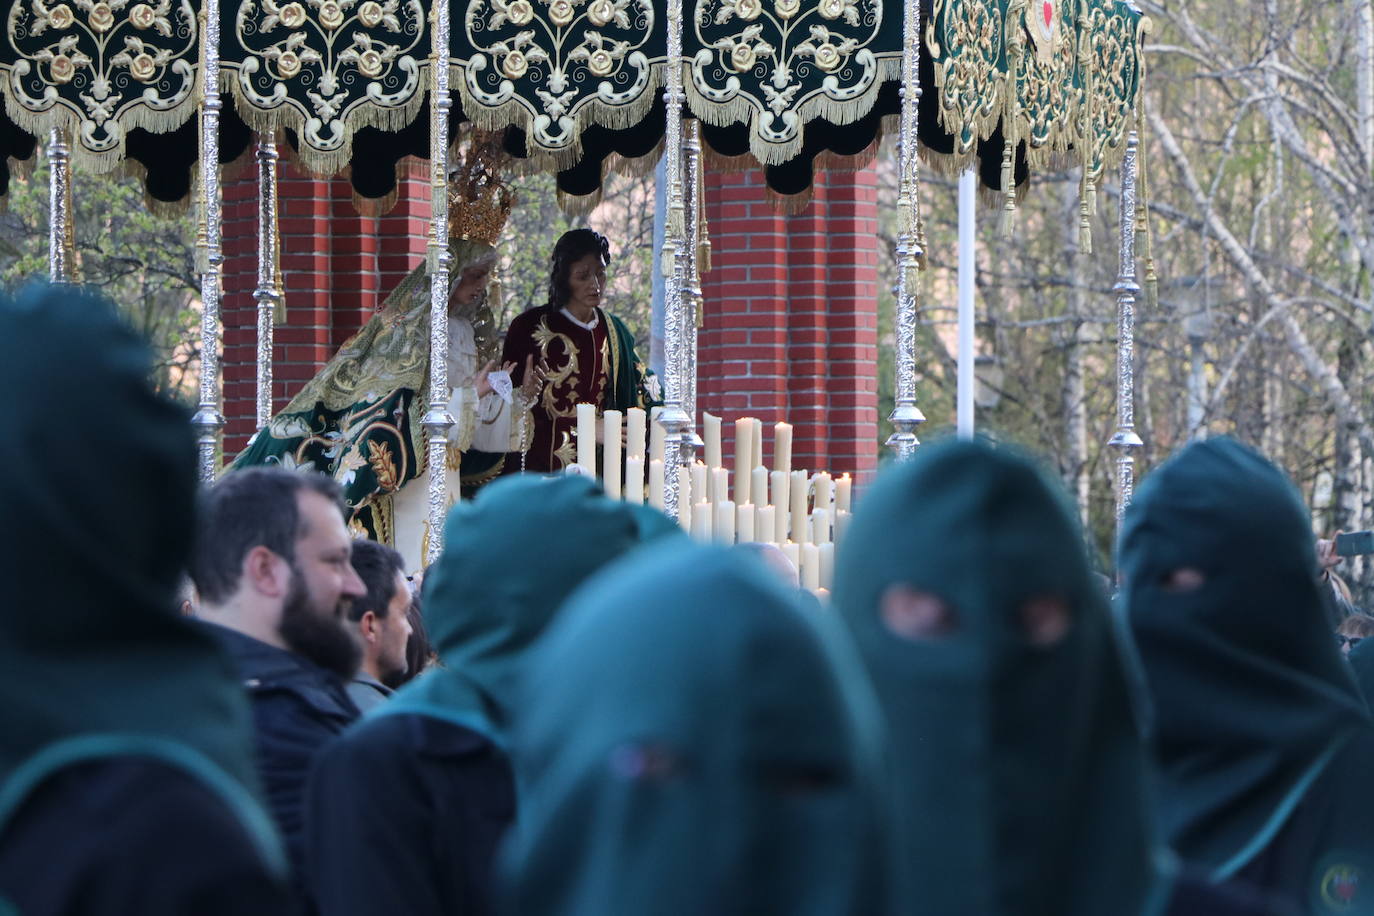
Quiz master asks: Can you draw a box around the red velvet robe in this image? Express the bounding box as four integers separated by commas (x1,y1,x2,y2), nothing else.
502,305,614,472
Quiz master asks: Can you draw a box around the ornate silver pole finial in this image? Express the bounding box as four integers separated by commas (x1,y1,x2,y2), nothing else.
48,128,74,284
657,0,692,522
1109,131,1144,534
886,0,926,458
193,0,227,482
422,0,456,565
254,135,282,430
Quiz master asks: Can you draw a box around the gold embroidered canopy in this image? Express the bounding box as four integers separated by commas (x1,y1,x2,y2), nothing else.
0,0,1145,203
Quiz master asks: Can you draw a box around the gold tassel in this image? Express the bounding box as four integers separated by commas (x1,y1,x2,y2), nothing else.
1078,177,1093,255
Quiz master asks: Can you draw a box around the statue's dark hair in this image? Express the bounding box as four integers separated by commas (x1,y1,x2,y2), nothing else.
548,228,611,309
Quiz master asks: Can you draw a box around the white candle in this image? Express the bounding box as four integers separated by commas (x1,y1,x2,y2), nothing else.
624,456,644,504
733,418,754,506
715,500,736,544
626,407,647,461
755,505,775,545
801,543,820,591
790,470,810,542
835,473,852,513
712,467,729,507
834,509,852,546
818,543,835,590
602,409,622,498
703,412,722,470
692,502,713,541
737,503,755,543
782,540,801,573
814,472,833,517
751,418,763,470
691,463,708,508
751,466,769,508
650,414,666,465
648,459,665,509
770,470,789,543
811,508,830,545
774,422,793,475
576,403,597,476
677,471,692,529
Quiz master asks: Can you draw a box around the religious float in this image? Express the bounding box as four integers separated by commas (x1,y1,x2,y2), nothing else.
0,0,1151,584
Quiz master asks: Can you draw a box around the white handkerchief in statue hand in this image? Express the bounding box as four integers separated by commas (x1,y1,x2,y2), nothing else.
488,369,514,404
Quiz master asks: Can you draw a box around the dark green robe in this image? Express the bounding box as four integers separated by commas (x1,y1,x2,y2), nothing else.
1119,437,1374,914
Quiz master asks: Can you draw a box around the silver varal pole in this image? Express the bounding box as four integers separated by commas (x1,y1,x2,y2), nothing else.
886,0,926,458
421,0,455,565
254,135,282,429
656,0,691,522
682,118,701,432
48,128,73,283
192,0,227,482
1109,131,1144,532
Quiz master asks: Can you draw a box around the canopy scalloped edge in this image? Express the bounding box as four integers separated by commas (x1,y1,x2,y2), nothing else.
1,0,201,172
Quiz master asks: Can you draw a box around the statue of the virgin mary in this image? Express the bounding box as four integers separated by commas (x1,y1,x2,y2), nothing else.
233,137,532,571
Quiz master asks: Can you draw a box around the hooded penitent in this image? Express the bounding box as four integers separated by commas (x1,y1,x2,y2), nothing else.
834,440,1167,916
501,545,891,915
381,473,641,744
0,284,282,873
1118,438,1370,884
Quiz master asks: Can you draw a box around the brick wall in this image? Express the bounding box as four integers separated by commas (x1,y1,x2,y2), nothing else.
699,167,881,478
221,160,431,458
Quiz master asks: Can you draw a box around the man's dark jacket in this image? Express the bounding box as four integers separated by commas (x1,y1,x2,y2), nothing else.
204,622,359,894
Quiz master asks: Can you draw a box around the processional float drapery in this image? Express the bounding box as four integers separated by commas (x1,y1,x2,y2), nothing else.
0,0,1150,532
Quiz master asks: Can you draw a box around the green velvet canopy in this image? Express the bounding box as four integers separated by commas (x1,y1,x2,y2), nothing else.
0,0,1145,204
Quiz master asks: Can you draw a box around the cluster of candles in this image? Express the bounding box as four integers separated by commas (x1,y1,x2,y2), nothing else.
574,404,854,591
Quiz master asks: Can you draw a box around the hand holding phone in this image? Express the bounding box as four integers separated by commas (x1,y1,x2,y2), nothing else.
1334,530,1374,557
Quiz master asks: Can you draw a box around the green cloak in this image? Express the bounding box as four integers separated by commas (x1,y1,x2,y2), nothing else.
379,473,642,746
1118,438,1371,890
0,284,283,876
232,240,501,530
834,439,1170,916
501,544,893,915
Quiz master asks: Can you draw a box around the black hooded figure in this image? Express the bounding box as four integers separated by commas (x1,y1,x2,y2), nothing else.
0,284,293,915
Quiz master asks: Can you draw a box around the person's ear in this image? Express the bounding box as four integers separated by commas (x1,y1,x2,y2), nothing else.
360,610,380,644
243,546,290,598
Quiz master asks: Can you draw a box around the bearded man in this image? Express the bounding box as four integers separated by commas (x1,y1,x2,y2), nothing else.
191,467,367,900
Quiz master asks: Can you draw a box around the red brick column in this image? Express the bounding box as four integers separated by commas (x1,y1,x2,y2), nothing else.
221,160,430,458
698,167,880,478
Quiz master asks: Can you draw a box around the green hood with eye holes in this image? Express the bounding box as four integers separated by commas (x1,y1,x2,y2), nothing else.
500,544,893,915
834,439,1168,916
1118,437,1369,882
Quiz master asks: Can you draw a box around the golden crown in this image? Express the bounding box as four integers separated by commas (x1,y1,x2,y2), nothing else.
449,129,514,248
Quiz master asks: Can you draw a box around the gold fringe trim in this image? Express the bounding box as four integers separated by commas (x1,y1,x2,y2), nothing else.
348,153,428,217
0,73,200,176
551,135,667,215
451,59,665,173
223,61,431,179
683,54,902,167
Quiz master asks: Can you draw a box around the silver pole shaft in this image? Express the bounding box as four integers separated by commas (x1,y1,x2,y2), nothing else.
657,0,690,521
255,136,282,430
422,1,455,565
683,119,701,430
886,0,926,457
1109,131,1144,533
956,169,976,439
193,1,227,482
48,128,73,284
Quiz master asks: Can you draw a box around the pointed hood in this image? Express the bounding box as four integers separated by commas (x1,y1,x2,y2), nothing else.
835,439,1167,916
